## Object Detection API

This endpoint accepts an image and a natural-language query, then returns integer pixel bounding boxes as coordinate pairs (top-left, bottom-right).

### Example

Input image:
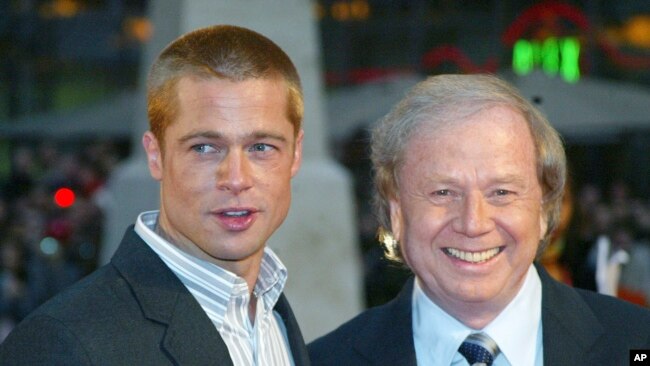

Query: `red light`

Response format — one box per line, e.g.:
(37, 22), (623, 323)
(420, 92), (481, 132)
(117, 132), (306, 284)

(54, 188), (75, 208)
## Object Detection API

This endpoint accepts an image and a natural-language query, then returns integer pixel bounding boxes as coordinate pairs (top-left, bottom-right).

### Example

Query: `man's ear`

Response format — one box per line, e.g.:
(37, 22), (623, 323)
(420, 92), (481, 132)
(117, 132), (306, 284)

(539, 206), (549, 241)
(389, 198), (403, 243)
(142, 131), (163, 181)
(290, 129), (304, 178)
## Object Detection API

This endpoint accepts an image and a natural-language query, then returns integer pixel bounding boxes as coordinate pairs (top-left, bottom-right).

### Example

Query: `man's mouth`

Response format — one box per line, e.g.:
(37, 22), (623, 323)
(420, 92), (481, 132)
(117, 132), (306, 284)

(444, 247), (503, 263)
(214, 208), (258, 231)
(221, 210), (251, 217)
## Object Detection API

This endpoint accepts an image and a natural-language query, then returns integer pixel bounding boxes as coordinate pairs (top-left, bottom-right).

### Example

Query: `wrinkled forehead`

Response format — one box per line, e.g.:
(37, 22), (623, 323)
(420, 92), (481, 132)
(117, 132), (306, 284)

(398, 104), (538, 176)
(420, 104), (532, 145)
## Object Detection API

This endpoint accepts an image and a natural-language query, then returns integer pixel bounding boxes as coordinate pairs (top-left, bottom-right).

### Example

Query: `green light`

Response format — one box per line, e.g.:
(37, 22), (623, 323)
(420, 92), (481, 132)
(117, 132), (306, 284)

(560, 37), (580, 83)
(513, 39), (534, 75)
(511, 36), (581, 83)
(542, 37), (560, 75)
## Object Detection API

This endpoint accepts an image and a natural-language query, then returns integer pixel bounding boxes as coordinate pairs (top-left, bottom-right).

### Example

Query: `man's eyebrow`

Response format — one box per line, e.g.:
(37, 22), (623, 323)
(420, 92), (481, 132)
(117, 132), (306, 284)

(250, 131), (288, 142)
(421, 173), (527, 185)
(491, 173), (527, 185)
(178, 130), (223, 144)
(422, 173), (460, 184)
(177, 130), (288, 144)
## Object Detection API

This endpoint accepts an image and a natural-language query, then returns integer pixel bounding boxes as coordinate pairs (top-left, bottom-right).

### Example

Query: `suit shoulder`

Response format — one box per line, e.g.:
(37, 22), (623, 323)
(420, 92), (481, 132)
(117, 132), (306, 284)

(0, 312), (94, 364)
(0, 264), (136, 364)
(6, 261), (150, 346)
(26, 264), (127, 321)
(576, 287), (650, 325)
(308, 305), (385, 365)
(311, 302), (386, 345)
(308, 286), (413, 366)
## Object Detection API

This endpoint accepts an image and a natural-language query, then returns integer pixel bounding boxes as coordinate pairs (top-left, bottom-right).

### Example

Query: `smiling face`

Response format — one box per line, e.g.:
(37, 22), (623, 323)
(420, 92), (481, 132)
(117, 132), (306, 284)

(142, 76), (302, 282)
(390, 105), (546, 328)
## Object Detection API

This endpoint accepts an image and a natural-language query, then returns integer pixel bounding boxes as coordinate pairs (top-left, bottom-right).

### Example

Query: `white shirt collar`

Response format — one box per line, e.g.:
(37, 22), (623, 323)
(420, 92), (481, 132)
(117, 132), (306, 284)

(412, 264), (543, 366)
(134, 210), (288, 323)
(484, 265), (543, 365)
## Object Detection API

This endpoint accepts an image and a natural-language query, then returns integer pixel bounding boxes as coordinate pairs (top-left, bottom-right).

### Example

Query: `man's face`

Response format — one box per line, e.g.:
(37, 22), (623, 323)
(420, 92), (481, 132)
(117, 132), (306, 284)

(143, 76), (302, 275)
(390, 105), (546, 326)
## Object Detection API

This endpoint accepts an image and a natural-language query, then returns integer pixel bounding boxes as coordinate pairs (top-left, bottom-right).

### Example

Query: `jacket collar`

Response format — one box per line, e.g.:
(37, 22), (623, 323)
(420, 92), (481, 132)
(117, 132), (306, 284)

(110, 226), (309, 365)
(352, 265), (606, 366)
(537, 263), (605, 364)
(352, 277), (418, 365)
(275, 293), (311, 366)
(111, 226), (234, 365)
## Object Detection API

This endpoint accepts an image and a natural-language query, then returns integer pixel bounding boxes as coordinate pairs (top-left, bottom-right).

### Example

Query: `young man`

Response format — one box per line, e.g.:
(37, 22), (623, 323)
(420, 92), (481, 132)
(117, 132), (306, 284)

(1, 25), (309, 366)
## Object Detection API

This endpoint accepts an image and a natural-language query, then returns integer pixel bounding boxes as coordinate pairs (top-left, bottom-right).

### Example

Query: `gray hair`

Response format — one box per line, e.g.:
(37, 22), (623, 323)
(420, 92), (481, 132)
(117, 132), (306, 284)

(371, 74), (566, 261)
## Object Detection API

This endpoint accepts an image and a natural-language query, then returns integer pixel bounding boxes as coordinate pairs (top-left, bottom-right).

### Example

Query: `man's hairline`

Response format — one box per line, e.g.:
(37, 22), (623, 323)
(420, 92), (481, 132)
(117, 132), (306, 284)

(152, 71), (300, 152)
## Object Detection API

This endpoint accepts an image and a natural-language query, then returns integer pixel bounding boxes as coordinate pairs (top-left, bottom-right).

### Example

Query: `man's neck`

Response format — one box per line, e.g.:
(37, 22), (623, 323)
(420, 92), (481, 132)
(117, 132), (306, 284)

(249, 295), (258, 324)
(419, 280), (524, 330)
(154, 221), (262, 297)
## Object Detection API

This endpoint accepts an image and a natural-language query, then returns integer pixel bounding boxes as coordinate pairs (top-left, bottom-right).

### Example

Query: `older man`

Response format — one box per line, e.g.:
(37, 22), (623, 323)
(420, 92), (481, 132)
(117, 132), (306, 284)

(0, 25), (309, 365)
(309, 74), (650, 365)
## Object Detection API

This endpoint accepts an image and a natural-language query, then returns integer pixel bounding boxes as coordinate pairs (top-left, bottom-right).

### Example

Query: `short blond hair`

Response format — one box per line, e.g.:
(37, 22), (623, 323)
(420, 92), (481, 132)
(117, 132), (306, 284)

(147, 25), (303, 149)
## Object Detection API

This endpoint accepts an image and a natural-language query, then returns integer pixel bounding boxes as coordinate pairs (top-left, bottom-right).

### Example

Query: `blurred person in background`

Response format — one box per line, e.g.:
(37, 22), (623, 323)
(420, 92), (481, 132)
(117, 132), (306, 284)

(539, 179), (574, 285)
(586, 211), (650, 307)
(0, 236), (32, 343)
(0, 134), (131, 341)
(562, 180), (650, 303)
(0, 24), (310, 365)
(309, 74), (650, 366)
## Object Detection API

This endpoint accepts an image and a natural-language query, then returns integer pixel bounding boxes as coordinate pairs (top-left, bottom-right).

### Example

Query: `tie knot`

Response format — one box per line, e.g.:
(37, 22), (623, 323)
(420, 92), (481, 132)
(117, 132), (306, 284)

(458, 332), (500, 366)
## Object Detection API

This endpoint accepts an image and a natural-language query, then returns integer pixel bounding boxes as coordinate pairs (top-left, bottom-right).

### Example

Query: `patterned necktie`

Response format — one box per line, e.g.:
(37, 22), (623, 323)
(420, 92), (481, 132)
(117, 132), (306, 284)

(458, 332), (500, 366)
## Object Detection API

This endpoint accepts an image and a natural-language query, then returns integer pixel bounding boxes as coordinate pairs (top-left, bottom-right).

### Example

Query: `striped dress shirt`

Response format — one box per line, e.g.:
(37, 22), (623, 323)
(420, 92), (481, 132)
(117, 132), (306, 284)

(135, 211), (294, 366)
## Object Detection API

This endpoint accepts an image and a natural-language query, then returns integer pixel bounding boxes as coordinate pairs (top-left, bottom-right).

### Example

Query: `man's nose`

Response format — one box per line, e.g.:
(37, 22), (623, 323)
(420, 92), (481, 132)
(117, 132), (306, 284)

(452, 191), (495, 237)
(217, 150), (253, 194)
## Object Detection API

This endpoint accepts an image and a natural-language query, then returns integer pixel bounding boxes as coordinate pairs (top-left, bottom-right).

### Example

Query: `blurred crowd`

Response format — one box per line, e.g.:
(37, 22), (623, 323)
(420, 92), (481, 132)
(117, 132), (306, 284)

(0, 139), (127, 341)
(1, 134), (649, 343)
(549, 180), (650, 306)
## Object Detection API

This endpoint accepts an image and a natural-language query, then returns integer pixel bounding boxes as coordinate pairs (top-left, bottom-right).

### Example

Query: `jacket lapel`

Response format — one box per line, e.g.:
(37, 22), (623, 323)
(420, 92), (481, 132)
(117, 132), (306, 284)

(161, 294), (233, 365)
(346, 265), (605, 365)
(353, 277), (418, 365)
(111, 227), (233, 365)
(274, 294), (311, 366)
(538, 264), (604, 365)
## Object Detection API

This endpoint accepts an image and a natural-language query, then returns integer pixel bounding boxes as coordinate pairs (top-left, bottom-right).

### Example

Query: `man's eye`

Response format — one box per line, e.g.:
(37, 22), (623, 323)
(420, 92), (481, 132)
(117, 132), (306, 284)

(192, 144), (217, 154)
(250, 143), (273, 152)
(433, 190), (450, 196)
(495, 189), (511, 196)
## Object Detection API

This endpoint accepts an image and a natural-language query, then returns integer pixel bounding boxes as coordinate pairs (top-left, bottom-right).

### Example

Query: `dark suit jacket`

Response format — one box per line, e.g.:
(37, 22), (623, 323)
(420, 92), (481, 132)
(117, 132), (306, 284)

(308, 264), (650, 365)
(0, 226), (310, 366)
